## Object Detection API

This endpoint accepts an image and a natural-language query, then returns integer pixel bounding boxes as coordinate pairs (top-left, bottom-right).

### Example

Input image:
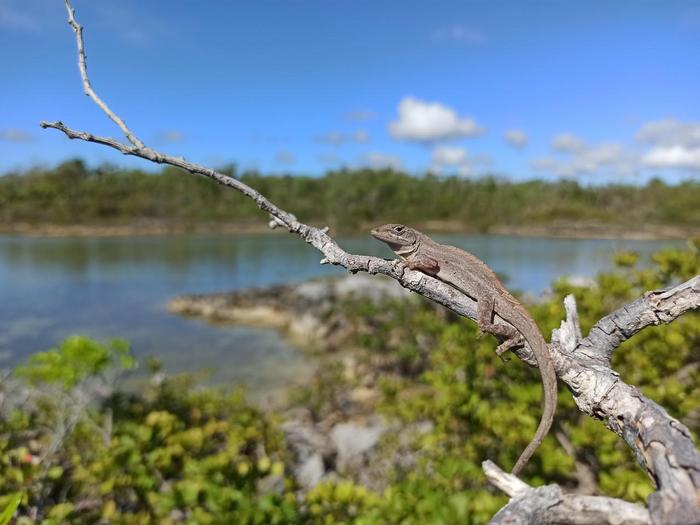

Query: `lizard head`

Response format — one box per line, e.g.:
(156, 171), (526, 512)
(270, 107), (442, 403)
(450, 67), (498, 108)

(370, 224), (421, 256)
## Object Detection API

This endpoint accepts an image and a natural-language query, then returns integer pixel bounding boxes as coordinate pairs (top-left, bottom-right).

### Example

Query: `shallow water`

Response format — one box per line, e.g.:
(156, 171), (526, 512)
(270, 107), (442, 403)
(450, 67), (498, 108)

(0, 232), (683, 395)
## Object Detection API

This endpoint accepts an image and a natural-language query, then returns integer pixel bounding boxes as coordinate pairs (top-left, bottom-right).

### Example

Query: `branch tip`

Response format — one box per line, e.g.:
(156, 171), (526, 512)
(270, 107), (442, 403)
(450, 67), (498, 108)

(61, 0), (145, 149)
(482, 460), (529, 497)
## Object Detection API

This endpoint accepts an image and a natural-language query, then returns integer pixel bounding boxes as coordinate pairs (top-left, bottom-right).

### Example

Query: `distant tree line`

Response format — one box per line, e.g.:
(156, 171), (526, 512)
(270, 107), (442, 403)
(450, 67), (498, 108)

(1, 159), (698, 233)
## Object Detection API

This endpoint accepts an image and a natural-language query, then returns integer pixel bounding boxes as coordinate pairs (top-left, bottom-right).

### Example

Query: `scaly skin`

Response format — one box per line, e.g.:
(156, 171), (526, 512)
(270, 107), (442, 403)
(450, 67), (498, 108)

(371, 223), (557, 475)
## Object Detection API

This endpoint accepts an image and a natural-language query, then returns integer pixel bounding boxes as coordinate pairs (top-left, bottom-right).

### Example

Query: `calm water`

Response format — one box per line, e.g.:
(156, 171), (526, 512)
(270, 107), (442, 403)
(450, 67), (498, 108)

(0, 233), (683, 395)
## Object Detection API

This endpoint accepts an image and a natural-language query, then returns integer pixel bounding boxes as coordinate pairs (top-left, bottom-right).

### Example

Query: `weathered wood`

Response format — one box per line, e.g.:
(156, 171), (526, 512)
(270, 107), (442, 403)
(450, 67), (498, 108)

(553, 290), (700, 525)
(485, 461), (651, 525)
(578, 276), (700, 363)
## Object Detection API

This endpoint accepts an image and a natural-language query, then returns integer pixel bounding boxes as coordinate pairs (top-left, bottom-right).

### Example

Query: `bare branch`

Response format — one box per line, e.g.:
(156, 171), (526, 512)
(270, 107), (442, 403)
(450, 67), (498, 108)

(484, 460), (651, 525)
(549, 279), (700, 524)
(578, 276), (700, 363)
(62, 0), (145, 149)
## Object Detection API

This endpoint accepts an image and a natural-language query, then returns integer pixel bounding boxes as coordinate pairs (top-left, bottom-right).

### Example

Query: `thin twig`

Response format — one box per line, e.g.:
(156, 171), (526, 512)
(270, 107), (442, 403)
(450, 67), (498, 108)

(62, 0), (145, 149)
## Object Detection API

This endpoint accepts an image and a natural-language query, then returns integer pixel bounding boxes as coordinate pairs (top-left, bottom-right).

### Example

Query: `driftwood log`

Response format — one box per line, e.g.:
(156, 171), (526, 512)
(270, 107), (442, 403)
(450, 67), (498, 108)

(40, 2), (700, 523)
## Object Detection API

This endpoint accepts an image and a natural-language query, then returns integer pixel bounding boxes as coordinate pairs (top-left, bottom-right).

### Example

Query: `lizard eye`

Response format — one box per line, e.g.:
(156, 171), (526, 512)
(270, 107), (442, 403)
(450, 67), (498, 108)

(393, 225), (405, 233)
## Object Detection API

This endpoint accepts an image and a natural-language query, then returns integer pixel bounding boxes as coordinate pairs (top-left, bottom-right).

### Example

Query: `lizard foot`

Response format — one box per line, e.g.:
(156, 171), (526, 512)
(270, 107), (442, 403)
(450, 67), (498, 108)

(394, 259), (409, 277)
(495, 337), (523, 362)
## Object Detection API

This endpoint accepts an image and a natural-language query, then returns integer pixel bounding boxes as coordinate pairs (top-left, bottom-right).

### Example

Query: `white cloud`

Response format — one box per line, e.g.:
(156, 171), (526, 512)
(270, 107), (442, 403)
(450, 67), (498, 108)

(434, 25), (486, 45)
(533, 139), (636, 178)
(389, 97), (485, 142)
(275, 151), (296, 165)
(315, 130), (369, 145)
(0, 128), (34, 142)
(636, 118), (700, 147)
(573, 144), (628, 172)
(429, 146), (489, 177)
(642, 146), (700, 170)
(363, 152), (403, 171)
(636, 119), (700, 170)
(345, 110), (376, 121)
(504, 129), (528, 149)
(551, 132), (586, 153)
(431, 146), (467, 166)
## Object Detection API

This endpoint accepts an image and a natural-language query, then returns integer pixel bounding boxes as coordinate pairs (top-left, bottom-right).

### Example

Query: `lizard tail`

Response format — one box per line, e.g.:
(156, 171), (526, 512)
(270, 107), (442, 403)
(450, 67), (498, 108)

(510, 336), (558, 476)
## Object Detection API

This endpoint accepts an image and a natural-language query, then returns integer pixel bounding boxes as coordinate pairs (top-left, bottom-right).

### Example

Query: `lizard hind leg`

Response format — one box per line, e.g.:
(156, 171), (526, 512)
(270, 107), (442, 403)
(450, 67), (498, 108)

(477, 295), (523, 362)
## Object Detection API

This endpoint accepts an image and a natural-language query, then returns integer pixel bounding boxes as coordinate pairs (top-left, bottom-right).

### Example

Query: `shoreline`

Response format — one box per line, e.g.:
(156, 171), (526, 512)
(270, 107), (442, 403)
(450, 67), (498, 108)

(0, 221), (697, 241)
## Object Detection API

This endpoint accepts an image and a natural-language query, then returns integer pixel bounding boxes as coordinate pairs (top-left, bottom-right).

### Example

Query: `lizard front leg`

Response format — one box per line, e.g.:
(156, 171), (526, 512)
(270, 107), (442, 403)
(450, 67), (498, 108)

(403, 253), (440, 276)
(477, 294), (523, 360)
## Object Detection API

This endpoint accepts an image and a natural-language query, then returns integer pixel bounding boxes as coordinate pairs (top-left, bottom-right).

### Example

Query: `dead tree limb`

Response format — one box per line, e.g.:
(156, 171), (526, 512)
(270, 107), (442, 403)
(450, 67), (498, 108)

(41, 2), (700, 523)
(483, 460), (651, 525)
(549, 287), (700, 525)
(577, 277), (700, 364)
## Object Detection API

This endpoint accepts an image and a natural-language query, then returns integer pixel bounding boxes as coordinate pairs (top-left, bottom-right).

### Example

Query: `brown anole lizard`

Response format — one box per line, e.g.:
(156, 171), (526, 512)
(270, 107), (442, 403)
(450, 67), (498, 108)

(371, 224), (557, 475)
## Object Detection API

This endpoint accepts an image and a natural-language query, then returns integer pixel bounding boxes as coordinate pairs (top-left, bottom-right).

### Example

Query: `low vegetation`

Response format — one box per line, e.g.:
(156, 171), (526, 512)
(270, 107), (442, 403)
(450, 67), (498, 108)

(0, 242), (698, 523)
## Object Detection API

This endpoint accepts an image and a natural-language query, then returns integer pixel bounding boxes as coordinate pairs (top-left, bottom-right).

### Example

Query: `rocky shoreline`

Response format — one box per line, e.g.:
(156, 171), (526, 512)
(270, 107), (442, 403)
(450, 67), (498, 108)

(169, 275), (427, 490)
(168, 274), (412, 352)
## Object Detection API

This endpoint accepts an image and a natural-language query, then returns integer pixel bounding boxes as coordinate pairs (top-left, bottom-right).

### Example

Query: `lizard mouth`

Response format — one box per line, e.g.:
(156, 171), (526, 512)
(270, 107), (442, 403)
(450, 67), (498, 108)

(385, 240), (406, 251)
(370, 229), (405, 250)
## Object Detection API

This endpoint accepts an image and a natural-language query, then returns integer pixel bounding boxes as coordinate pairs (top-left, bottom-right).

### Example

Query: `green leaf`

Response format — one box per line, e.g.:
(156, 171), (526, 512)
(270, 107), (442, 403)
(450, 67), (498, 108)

(0, 492), (22, 525)
(15, 336), (134, 388)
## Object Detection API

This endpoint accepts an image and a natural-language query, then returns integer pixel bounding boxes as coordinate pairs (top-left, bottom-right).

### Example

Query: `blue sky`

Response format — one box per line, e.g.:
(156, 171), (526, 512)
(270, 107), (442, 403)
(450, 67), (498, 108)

(1, 0), (699, 183)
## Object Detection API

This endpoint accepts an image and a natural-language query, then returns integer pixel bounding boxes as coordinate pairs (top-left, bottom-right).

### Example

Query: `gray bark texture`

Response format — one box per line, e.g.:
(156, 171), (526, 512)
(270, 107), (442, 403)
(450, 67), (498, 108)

(41, 2), (700, 523)
(484, 461), (651, 525)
